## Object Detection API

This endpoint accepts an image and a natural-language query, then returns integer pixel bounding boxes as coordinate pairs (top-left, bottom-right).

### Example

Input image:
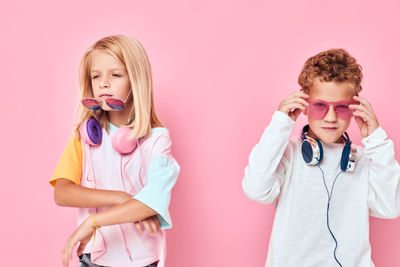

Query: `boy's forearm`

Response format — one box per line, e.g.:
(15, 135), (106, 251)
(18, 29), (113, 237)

(242, 111), (294, 204)
(245, 111), (293, 182)
(54, 179), (131, 208)
(362, 127), (400, 218)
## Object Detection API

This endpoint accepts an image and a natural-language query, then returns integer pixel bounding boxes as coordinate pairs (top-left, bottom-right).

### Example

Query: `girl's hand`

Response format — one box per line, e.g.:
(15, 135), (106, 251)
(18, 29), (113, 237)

(278, 91), (309, 121)
(134, 215), (160, 235)
(62, 217), (95, 267)
(349, 95), (379, 138)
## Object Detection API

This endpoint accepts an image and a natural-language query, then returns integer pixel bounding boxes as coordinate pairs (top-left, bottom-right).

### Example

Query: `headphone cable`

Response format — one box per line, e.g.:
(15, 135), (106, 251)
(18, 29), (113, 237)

(318, 164), (344, 267)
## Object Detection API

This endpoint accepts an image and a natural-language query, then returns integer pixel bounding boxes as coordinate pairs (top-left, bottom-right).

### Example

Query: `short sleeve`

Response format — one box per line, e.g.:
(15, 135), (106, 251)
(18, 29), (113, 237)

(49, 136), (83, 187)
(133, 131), (180, 228)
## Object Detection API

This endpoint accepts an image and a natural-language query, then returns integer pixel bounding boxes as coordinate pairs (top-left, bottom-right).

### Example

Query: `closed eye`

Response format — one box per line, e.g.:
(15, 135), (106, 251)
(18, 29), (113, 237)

(336, 105), (349, 109)
(313, 103), (326, 108)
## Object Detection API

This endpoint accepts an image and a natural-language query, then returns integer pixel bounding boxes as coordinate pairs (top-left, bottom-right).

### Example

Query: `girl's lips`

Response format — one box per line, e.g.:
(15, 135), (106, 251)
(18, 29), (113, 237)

(322, 127), (338, 130)
(100, 94), (113, 98)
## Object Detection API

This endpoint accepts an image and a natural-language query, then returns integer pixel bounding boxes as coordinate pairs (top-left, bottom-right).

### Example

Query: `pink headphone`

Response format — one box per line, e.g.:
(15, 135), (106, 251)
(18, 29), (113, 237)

(79, 117), (138, 154)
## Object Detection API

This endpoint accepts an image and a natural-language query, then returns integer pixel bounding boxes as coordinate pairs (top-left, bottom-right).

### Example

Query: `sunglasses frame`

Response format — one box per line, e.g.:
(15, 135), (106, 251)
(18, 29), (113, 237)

(81, 97), (126, 111)
(81, 91), (131, 111)
(307, 99), (358, 120)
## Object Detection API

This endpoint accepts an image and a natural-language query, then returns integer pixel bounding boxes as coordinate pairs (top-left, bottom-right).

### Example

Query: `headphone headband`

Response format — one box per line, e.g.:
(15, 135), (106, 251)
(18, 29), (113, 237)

(301, 125), (351, 145)
(301, 125), (356, 172)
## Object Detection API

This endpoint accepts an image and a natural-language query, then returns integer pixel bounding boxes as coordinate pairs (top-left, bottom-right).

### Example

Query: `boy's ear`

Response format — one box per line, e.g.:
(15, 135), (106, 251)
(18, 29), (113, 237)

(300, 87), (308, 116)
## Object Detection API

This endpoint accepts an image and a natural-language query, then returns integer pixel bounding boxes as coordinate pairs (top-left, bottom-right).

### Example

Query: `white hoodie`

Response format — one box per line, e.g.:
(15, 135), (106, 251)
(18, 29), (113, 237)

(243, 111), (400, 267)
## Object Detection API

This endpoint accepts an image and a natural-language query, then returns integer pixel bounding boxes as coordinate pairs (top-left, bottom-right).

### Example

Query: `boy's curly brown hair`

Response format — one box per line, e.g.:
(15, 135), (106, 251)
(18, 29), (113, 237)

(298, 48), (363, 95)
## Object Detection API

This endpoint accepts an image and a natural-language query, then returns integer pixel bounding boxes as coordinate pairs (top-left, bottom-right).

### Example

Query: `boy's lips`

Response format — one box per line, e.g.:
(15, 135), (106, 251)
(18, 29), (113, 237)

(322, 126), (338, 130)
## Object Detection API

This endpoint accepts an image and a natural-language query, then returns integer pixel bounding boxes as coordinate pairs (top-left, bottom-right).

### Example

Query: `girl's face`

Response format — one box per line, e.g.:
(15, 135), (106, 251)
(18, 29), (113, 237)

(90, 51), (132, 111)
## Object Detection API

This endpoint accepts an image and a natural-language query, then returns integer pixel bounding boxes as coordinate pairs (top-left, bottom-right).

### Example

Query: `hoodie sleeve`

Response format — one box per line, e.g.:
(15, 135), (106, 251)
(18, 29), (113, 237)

(242, 111), (296, 204)
(363, 127), (400, 219)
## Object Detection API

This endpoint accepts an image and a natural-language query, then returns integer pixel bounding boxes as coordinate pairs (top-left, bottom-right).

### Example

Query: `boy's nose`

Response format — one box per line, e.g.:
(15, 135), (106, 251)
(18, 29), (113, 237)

(323, 105), (338, 122)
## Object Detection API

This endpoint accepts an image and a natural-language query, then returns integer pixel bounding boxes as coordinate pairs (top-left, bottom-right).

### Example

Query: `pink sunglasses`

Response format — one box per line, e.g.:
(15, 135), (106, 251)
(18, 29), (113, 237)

(81, 92), (131, 111)
(307, 99), (358, 120)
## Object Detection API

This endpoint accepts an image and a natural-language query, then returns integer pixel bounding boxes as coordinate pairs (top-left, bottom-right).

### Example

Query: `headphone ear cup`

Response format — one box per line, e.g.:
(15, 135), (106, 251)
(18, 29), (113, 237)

(340, 143), (351, 171)
(316, 139), (323, 162)
(112, 127), (138, 155)
(301, 137), (323, 165)
(79, 118), (102, 145)
(301, 141), (313, 164)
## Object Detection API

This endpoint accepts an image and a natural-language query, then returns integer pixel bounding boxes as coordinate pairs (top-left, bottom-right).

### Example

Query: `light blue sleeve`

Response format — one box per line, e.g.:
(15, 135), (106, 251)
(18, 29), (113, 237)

(133, 155), (180, 228)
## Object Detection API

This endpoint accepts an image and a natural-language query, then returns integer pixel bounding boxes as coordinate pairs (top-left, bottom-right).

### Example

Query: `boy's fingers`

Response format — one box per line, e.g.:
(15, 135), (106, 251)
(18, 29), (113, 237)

(353, 111), (368, 123)
(354, 115), (365, 128)
(350, 104), (374, 118)
(288, 91), (309, 100)
(289, 109), (302, 121)
(353, 96), (373, 111)
(287, 98), (309, 107)
(287, 103), (306, 112)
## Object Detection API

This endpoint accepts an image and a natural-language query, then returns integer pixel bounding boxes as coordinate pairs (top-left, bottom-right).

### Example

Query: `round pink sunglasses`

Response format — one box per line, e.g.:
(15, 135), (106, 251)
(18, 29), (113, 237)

(82, 92), (131, 111)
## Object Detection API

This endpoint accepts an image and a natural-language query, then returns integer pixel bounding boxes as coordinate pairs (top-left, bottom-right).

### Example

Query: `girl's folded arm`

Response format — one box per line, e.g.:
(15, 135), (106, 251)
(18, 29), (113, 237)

(54, 178), (132, 208)
(80, 156), (180, 226)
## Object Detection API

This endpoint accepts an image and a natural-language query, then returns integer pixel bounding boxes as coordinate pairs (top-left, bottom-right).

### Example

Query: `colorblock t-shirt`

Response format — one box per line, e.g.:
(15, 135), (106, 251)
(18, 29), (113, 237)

(49, 136), (82, 187)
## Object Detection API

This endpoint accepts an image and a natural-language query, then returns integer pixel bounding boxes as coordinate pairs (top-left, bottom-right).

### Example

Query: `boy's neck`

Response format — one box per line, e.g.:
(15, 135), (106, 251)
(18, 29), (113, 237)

(308, 128), (345, 144)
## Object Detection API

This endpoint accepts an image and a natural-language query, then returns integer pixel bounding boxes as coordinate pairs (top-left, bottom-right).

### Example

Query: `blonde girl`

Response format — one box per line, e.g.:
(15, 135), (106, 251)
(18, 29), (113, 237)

(50, 35), (180, 267)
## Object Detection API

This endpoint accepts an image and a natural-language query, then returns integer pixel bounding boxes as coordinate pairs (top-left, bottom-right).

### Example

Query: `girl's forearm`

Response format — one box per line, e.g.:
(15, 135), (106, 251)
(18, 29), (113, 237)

(93, 199), (157, 226)
(54, 178), (131, 208)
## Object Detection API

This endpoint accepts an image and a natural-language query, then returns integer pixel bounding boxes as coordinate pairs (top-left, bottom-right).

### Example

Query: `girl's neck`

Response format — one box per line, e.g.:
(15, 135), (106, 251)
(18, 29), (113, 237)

(108, 109), (130, 128)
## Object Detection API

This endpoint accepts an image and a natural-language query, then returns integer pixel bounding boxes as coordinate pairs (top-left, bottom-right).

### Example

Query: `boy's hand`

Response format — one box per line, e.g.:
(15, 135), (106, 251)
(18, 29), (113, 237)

(134, 215), (160, 235)
(278, 91), (309, 121)
(349, 95), (379, 138)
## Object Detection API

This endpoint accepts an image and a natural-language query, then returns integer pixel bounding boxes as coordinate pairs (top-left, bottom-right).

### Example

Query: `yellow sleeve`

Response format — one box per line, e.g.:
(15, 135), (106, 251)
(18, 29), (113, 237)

(49, 136), (83, 187)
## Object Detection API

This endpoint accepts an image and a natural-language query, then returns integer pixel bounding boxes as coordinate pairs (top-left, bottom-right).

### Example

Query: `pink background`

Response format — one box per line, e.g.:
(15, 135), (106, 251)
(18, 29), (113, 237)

(1, 0), (400, 266)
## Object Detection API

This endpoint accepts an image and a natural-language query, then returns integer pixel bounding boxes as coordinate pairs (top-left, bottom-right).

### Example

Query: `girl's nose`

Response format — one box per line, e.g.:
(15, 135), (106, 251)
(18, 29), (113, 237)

(323, 105), (338, 122)
(100, 77), (110, 88)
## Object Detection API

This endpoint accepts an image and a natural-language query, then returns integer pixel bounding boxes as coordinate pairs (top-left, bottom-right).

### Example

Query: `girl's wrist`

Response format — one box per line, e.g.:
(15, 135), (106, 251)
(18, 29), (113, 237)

(85, 214), (98, 231)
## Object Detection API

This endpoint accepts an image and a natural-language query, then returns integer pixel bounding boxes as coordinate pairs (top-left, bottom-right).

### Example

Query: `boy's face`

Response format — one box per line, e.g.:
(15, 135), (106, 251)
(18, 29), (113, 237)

(305, 78), (355, 144)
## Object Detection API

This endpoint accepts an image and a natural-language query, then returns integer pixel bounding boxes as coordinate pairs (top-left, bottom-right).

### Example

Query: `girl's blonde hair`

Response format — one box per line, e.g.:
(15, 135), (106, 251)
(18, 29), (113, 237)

(73, 34), (162, 139)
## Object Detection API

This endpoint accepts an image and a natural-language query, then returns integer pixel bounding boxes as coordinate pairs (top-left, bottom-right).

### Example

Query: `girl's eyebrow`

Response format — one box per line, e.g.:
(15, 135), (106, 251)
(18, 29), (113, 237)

(90, 68), (125, 73)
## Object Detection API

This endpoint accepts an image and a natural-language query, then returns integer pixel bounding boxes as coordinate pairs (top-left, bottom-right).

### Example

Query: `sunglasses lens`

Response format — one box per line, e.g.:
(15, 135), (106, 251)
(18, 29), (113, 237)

(335, 105), (353, 119)
(308, 102), (328, 119)
(106, 98), (125, 111)
(82, 99), (101, 111)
